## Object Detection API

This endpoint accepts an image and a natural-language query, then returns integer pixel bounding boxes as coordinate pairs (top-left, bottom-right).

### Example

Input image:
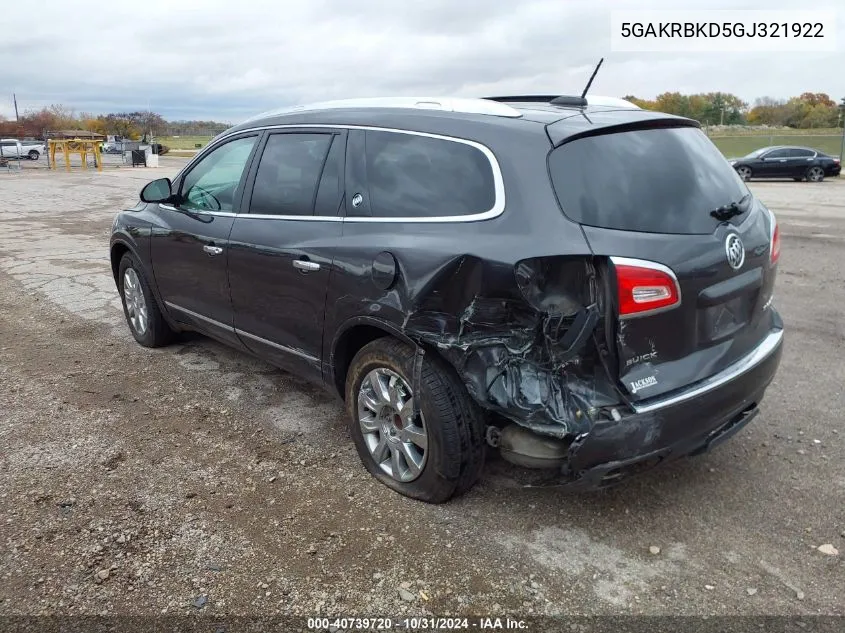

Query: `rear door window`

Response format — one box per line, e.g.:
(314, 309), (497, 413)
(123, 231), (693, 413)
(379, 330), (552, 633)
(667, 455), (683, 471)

(361, 130), (496, 218)
(249, 133), (334, 216)
(548, 126), (748, 235)
(788, 148), (814, 158)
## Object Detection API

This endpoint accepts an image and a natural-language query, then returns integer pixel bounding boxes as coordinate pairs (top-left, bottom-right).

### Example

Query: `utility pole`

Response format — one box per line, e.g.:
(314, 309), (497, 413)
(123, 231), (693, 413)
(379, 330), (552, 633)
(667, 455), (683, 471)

(839, 98), (845, 163)
(13, 93), (19, 121)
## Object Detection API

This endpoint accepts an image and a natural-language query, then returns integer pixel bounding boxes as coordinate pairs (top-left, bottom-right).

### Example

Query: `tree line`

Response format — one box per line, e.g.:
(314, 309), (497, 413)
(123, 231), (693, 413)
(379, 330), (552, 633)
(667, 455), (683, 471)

(623, 92), (844, 129)
(2, 94), (843, 138)
(0, 105), (231, 139)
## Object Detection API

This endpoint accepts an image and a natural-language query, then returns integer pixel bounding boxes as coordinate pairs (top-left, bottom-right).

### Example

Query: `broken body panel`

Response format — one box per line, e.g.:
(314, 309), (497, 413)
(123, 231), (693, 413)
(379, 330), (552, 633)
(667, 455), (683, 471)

(323, 108), (782, 485)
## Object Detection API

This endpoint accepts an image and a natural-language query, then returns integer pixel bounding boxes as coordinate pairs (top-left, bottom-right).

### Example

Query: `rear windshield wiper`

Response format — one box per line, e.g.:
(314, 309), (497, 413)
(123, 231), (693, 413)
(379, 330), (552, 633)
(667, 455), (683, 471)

(710, 193), (751, 221)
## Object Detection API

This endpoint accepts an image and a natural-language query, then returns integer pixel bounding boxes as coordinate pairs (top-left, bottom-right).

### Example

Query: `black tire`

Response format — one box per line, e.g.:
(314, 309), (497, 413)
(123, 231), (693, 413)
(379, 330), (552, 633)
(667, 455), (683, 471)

(28, 150), (39, 160)
(345, 338), (486, 503)
(806, 166), (825, 183)
(118, 252), (174, 347)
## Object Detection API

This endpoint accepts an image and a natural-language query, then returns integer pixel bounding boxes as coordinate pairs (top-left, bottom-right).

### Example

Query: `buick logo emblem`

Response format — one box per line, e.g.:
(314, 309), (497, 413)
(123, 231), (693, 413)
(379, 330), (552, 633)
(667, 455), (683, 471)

(725, 234), (745, 270)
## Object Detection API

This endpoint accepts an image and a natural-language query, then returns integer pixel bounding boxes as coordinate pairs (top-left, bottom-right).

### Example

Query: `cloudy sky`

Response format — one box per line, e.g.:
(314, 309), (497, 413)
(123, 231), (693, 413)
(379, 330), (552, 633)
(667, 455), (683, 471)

(1, 0), (841, 123)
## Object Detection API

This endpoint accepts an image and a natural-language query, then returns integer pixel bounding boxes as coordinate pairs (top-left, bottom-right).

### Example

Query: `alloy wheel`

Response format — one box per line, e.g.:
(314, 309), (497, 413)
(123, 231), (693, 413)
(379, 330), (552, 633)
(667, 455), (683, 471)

(357, 367), (428, 482)
(807, 167), (824, 182)
(737, 166), (751, 181)
(122, 268), (149, 336)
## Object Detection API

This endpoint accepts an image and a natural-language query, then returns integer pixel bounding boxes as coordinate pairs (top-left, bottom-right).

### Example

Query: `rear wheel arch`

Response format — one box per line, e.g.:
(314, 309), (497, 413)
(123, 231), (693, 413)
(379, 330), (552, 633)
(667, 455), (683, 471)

(330, 318), (416, 399)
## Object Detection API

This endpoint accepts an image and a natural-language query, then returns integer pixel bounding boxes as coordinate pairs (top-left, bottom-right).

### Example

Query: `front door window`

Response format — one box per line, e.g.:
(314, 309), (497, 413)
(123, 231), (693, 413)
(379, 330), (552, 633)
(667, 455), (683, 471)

(180, 137), (257, 212)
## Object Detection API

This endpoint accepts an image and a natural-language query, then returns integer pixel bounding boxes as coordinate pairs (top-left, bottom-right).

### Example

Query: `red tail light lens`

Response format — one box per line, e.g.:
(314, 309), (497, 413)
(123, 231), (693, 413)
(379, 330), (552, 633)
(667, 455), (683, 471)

(612, 258), (681, 318)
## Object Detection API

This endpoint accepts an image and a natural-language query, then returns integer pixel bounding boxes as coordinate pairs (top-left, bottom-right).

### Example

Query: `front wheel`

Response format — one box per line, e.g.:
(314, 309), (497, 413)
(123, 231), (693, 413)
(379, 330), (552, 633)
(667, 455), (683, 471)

(345, 338), (486, 503)
(28, 150), (40, 160)
(806, 166), (825, 183)
(736, 165), (752, 181)
(118, 253), (174, 347)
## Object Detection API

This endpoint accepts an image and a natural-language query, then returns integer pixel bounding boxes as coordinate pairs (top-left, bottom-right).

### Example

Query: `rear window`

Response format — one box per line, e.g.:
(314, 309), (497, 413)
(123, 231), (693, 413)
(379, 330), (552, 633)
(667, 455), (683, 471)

(364, 130), (496, 218)
(548, 126), (748, 234)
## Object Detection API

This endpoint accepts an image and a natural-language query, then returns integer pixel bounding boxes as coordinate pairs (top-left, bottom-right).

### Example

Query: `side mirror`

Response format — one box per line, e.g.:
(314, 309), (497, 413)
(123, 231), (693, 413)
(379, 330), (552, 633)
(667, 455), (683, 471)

(140, 178), (173, 203)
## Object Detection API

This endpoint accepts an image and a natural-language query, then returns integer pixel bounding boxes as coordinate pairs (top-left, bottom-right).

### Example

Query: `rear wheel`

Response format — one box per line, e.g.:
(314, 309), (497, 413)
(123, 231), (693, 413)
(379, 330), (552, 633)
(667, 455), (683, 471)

(118, 253), (174, 347)
(28, 150), (39, 160)
(736, 165), (752, 181)
(806, 166), (825, 182)
(345, 338), (486, 503)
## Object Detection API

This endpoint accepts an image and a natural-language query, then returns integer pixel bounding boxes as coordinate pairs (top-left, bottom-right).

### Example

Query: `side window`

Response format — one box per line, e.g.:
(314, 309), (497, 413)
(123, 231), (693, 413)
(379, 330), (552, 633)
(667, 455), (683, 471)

(180, 136), (257, 212)
(789, 148), (813, 158)
(362, 130), (496, 218)
(314, 135), (345, 215)
(249, 133), (333, 216)
(765, 149), (790, 159)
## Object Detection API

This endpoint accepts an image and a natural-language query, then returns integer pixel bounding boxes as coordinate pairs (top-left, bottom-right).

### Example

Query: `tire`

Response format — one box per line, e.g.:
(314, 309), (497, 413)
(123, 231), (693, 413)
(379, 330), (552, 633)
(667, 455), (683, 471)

(345, 338), (486, 503)
(806, 166), (825, 183)
(118, 252), (174, 347)
(736, 165), (752, 181)
(28, 150), (39, 160)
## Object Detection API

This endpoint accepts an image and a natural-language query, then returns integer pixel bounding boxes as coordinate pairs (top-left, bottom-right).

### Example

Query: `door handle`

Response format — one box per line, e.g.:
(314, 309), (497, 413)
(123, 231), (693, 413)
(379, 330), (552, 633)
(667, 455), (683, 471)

(203, 244), (224, 256)
(293, 259), (320, 272)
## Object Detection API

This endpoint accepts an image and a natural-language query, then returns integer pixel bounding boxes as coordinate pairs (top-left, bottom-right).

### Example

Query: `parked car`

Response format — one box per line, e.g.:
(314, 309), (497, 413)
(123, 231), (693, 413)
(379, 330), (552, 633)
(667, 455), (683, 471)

(0, 138), (45, 160)
(729, 146), (841, 182)
(0, 139), (24, 159)
(110, 96), (783, 502)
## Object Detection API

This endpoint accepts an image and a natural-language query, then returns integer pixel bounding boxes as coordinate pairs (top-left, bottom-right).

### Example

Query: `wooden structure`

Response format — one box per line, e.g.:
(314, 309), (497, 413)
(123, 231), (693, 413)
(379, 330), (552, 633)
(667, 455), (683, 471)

(48, 138), (103, 172)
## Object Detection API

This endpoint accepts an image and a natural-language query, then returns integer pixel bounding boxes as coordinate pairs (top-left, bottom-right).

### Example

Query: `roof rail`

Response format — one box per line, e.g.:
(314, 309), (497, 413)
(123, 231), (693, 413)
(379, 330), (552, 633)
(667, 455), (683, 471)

(244, 97), (523, 123)
(485, 95), (640, 109)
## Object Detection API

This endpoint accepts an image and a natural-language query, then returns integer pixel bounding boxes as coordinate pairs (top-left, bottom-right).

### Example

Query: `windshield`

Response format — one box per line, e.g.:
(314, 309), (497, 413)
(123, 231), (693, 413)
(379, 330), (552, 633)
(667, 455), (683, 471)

(548, 126), (749, 235)
(744, 148), (769, 158)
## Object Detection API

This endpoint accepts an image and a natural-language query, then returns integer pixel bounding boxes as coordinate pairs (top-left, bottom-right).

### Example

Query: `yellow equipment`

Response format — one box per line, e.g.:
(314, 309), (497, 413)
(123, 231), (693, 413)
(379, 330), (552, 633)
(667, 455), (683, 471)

(48, 138), (103, 172)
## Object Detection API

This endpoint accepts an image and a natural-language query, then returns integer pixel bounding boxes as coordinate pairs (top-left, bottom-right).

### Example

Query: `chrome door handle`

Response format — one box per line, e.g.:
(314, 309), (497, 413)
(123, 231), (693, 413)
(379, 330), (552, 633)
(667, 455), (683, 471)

(292, 259), (320, 272)
(203, 244), (224, 256)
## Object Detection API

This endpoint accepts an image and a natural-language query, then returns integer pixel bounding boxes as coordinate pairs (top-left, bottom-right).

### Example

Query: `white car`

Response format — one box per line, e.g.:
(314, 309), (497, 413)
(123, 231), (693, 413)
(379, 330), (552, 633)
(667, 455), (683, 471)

(0, 138), (46, 160)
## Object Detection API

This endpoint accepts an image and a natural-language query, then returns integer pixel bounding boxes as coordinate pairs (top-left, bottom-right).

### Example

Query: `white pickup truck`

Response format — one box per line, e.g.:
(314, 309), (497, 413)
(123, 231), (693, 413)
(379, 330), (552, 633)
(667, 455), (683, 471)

(0, 138), (46, 160)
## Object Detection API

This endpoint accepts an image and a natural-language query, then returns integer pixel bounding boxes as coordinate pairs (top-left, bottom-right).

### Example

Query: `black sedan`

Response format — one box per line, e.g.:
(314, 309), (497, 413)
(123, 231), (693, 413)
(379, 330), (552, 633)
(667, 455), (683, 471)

(729, 146), (841, 182)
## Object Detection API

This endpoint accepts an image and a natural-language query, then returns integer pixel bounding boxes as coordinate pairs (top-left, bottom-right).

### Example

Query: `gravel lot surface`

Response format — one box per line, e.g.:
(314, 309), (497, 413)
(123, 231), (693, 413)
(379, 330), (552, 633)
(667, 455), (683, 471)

(0, 162), (843, 621)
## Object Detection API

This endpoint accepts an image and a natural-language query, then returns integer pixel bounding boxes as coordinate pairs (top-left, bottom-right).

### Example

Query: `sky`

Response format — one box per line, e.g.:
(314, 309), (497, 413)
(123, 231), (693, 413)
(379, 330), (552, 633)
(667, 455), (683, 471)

(1, 0), (842, 123)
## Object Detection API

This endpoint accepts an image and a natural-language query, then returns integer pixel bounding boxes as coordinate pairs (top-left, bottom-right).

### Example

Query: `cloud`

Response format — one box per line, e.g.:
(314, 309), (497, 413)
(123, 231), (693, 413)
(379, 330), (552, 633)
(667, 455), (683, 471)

(1, 0), (842, 121)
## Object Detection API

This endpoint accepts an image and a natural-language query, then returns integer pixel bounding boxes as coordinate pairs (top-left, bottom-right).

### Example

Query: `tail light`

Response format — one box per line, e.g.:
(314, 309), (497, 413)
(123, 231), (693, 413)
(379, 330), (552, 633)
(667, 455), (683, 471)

(611, 257), (681, 318)
(769, 210), (780, 265)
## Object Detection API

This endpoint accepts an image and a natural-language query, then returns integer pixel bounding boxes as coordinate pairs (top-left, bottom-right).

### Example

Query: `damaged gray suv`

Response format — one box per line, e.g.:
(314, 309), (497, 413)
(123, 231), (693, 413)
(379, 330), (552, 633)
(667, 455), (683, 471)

(110, 95), (784, 502)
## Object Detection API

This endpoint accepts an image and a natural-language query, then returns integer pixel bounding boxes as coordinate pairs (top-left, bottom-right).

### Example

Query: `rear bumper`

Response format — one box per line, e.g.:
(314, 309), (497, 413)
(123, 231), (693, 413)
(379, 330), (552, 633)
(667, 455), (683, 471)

(563, 327), (784, 488)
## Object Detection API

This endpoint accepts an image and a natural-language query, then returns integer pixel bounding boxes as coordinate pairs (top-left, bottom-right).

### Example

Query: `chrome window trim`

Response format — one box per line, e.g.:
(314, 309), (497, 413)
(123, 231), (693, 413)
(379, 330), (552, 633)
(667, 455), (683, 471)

(177, 124), (506, 224)
(164, 302), (320, 362)
(631, 328), (783, 414)
(609, 256), (683, 319)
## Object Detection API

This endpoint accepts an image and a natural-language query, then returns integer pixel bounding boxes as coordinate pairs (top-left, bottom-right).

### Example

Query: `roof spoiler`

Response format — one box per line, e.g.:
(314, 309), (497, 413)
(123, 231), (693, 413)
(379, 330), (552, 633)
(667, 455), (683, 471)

(485, 95), (640, 109)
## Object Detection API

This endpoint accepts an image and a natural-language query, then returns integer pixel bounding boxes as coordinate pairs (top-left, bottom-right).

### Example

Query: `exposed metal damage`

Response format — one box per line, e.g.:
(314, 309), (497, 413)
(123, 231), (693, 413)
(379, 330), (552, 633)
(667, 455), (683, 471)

(395, 254), (624, 444)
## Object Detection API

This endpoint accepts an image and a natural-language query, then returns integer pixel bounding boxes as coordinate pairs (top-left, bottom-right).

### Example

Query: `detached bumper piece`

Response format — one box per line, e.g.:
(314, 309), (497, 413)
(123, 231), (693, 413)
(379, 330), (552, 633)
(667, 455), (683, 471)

(562, 328), (784, 489)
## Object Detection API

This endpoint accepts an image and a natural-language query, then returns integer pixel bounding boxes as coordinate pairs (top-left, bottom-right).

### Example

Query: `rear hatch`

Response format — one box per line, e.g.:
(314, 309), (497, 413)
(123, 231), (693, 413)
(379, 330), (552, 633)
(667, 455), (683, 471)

(548, 122), (779, 402)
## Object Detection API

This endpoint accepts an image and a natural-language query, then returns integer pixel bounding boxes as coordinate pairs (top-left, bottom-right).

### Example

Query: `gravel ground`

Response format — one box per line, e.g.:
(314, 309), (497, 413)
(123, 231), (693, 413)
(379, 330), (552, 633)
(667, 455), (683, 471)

(0, 162), (843, 622)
